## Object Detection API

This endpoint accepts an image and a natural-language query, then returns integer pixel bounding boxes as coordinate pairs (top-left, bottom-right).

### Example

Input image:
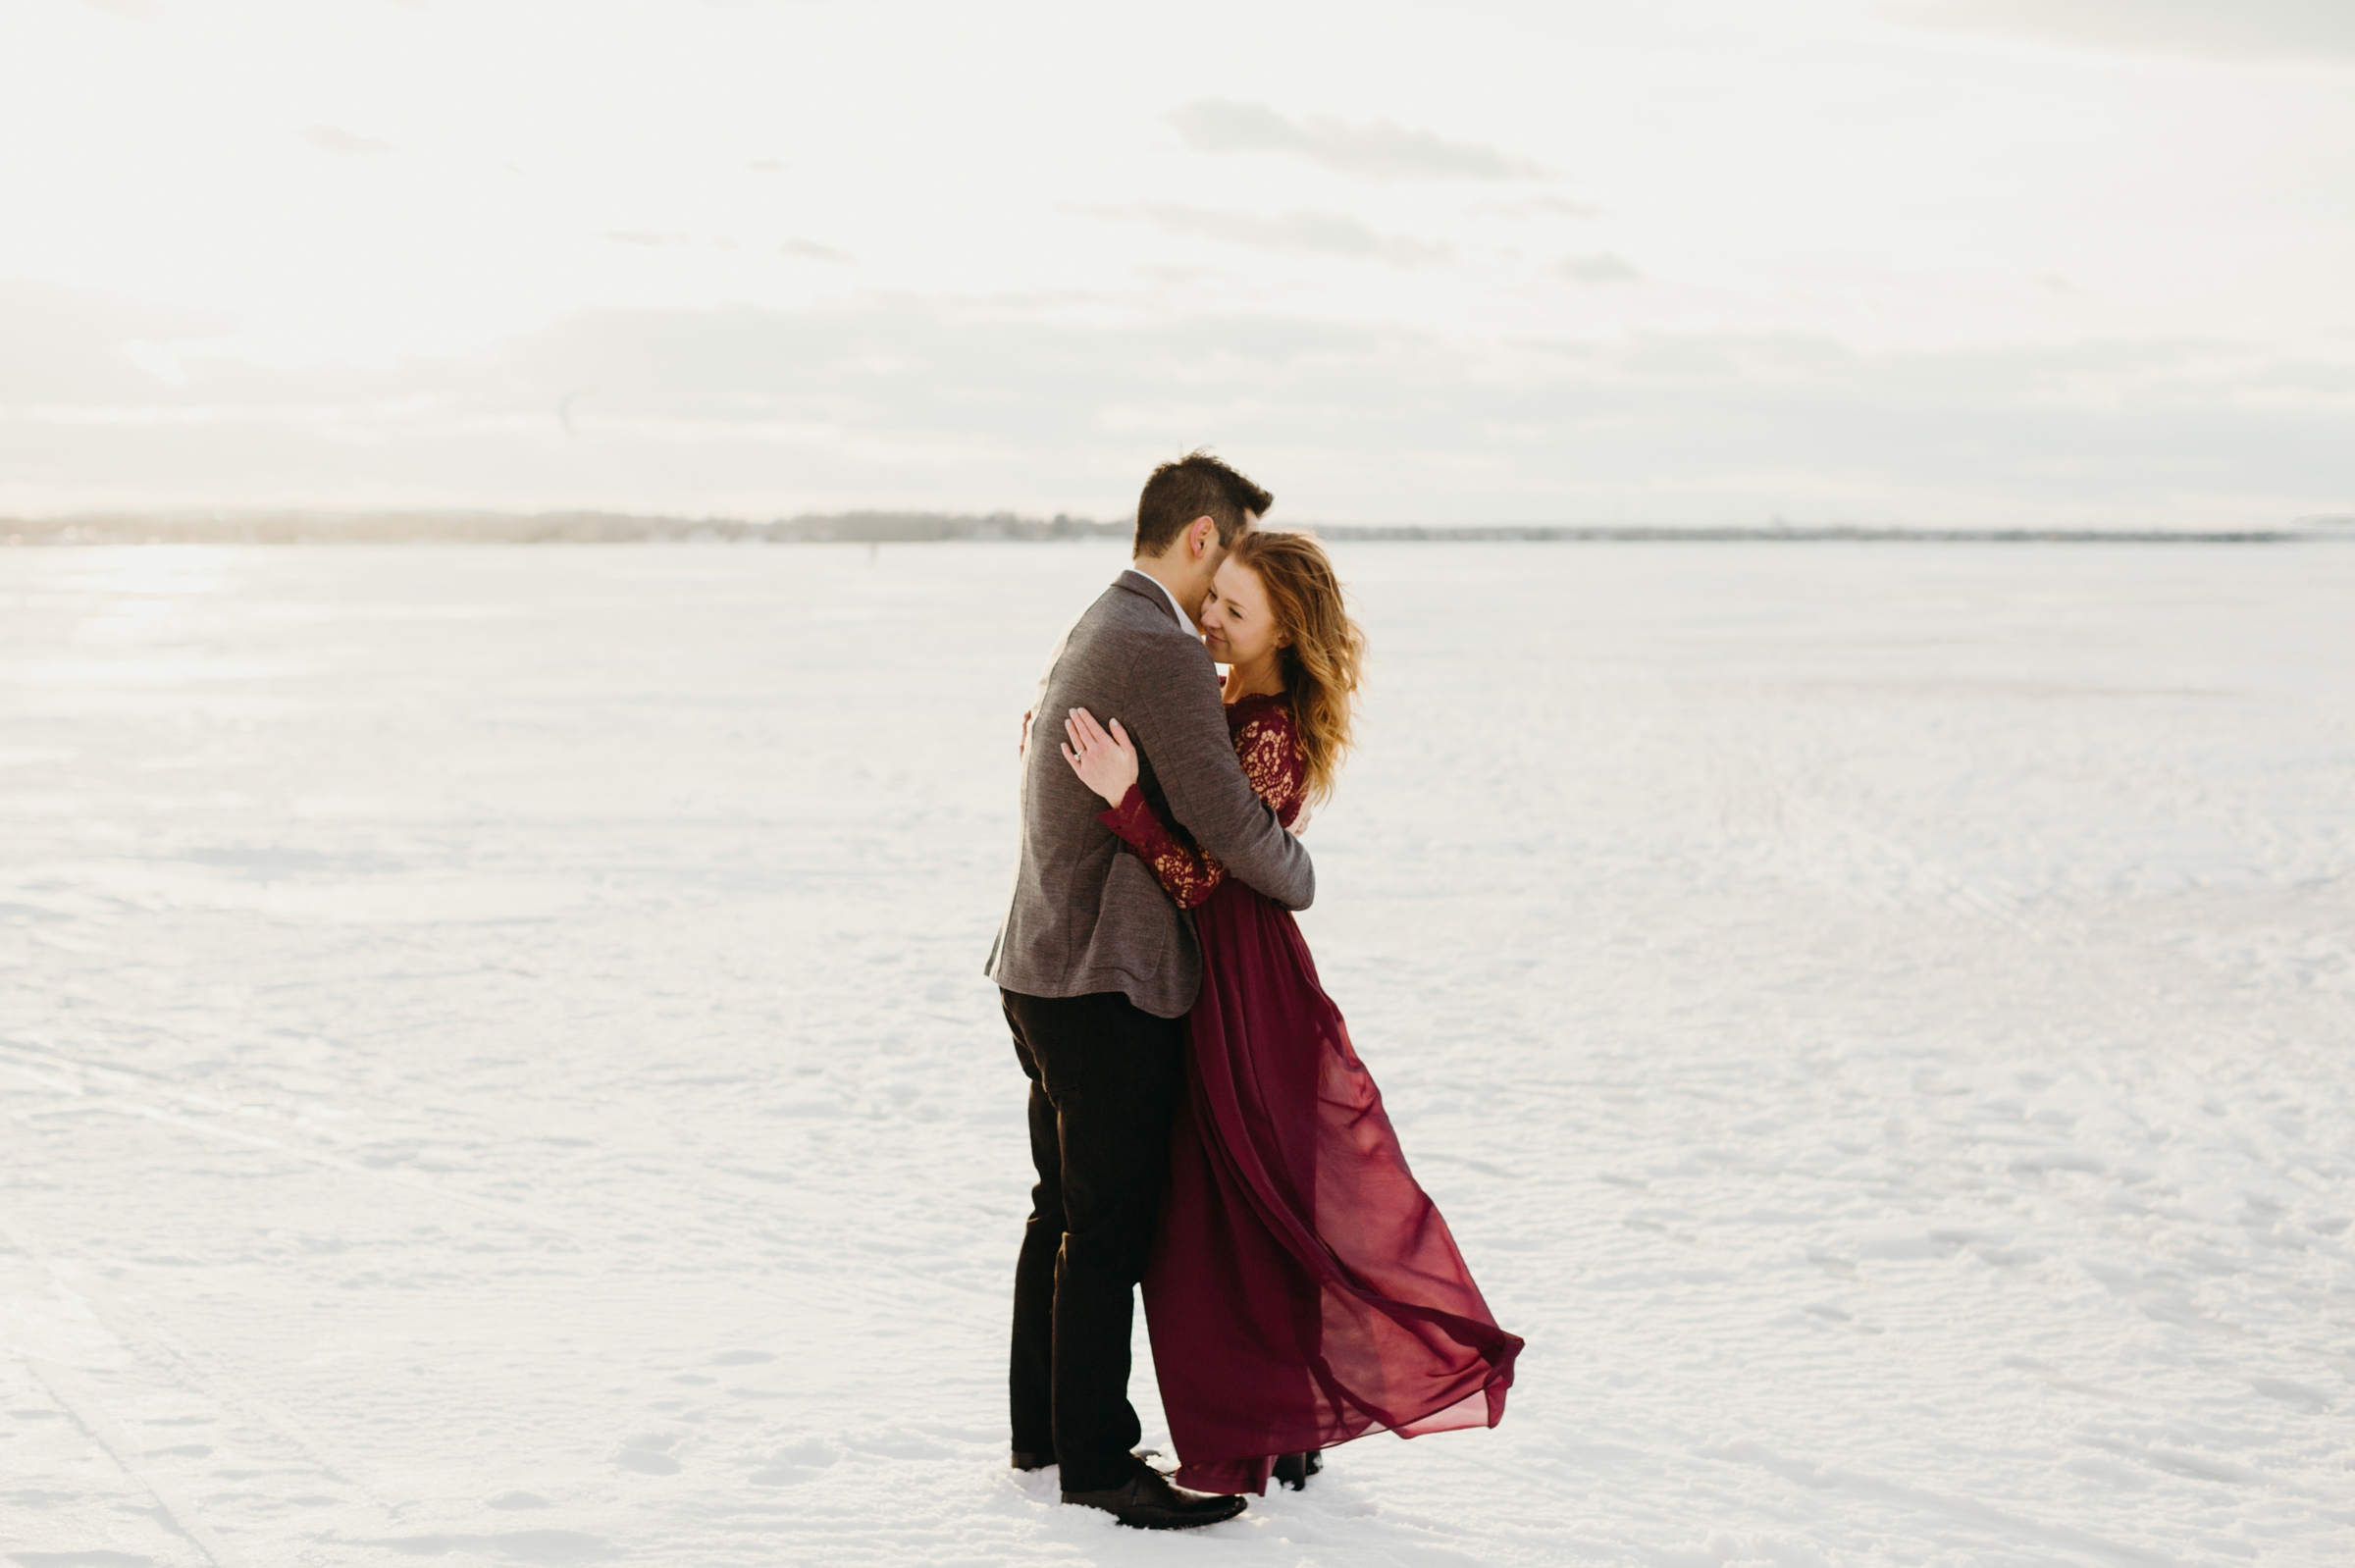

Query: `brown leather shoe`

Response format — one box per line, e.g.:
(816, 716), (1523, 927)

(1062, 1460), (1246, 1530)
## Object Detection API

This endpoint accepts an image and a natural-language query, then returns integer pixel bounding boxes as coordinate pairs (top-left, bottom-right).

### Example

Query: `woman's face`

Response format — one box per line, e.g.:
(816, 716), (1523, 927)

(1199, 558), (1284, 668)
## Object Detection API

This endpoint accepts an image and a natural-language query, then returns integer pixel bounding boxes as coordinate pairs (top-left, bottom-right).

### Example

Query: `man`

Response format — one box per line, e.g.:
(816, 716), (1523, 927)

(986, 450), (1314, 1530)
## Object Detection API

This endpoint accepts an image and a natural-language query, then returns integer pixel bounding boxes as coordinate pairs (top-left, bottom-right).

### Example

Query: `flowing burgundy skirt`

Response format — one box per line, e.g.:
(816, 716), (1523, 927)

(1141, 876), (1524, 1495)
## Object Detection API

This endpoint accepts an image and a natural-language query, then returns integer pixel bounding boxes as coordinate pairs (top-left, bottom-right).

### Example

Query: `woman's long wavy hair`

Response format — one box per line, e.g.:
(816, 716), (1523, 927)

(1228, 530), (1365, 811)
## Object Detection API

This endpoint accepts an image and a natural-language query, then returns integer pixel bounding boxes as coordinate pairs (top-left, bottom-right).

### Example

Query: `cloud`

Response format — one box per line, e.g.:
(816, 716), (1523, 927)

(780, 239), (852, 264)
(300, 125), (393, 156)
(1898, 0), (2355, 61)
(1488, 195), (1600, 220)
(0, 279), (232, 402)
(5, 289), (2350, 527)
(1559, 254), (1639, 285)
(1166, 99), (1542, 183)
(1074, 205), (1449, 266)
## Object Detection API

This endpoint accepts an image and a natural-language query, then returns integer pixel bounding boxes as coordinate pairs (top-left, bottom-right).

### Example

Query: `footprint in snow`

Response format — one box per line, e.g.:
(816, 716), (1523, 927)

(616, 1435), (681, 1475)
(750, 1437), (838, 1487)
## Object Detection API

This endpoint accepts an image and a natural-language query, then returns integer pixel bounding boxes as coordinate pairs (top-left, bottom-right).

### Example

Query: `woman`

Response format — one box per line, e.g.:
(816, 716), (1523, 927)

(1059, 530), (1522, 1497)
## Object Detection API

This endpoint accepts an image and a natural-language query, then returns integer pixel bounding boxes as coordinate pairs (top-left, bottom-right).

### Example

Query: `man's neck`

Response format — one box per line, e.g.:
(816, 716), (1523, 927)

(1128, 557), (1195, 631)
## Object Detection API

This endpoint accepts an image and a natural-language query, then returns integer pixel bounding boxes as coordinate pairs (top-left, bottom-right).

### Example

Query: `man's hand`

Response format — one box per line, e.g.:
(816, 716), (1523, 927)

(1061, 707), (1139, 809)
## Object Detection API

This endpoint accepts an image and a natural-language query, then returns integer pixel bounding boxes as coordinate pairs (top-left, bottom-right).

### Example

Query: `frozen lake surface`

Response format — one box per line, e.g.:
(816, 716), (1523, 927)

(3, 540), (2351, 1568)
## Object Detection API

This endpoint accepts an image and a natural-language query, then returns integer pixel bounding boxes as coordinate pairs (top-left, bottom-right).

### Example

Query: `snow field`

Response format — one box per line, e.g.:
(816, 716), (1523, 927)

(2, 540), (2351, 1567)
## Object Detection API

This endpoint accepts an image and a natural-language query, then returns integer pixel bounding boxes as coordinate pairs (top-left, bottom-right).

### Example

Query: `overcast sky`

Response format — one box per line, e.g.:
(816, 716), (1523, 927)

(5, 0), (2352, 525)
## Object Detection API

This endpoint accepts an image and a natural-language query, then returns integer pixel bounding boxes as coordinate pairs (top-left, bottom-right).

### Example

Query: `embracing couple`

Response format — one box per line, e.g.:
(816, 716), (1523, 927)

(986, 451), (1523, 1530)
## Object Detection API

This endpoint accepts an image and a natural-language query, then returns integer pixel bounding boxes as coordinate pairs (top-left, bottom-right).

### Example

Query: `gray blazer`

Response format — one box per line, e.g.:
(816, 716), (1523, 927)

(986, 569), (1315, 1018)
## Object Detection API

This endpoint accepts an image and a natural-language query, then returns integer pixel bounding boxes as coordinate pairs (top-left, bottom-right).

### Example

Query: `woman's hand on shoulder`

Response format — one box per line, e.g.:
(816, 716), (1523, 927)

(1062, 707), (1139, 809)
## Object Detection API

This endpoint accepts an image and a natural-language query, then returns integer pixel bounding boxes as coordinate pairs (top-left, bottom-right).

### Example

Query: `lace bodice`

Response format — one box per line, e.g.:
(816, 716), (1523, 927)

(1098, 692), (1305, 910)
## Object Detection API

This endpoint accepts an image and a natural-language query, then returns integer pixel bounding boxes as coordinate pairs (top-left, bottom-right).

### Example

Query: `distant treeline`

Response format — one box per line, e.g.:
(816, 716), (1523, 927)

(3, 510), (1129, 546)
(5, 511), (2340, 546)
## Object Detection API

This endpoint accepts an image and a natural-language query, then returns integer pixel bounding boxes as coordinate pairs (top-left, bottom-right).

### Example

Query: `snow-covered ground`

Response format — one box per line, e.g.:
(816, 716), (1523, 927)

(3, 540), (2351, 1568)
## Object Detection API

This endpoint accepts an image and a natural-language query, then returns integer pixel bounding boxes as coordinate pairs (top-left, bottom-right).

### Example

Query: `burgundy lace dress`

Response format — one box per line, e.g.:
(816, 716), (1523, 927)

(1098, 691), (1523, 1496)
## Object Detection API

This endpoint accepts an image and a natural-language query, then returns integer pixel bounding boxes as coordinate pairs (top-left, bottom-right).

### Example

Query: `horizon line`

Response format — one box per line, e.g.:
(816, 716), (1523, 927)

(5, 508), (2347, 548)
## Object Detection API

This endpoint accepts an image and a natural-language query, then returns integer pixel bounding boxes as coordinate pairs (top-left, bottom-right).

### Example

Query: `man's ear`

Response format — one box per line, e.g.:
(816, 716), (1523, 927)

(1189, 516), (1216, 558)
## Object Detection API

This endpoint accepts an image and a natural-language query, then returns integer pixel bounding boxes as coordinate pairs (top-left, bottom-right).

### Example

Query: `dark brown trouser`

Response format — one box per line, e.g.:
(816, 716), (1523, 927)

(1003, 988), (1182, 1492)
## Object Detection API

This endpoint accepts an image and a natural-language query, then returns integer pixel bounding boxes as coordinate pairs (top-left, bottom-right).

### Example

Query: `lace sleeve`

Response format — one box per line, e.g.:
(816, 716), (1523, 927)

(1100, 786), (1227, 910)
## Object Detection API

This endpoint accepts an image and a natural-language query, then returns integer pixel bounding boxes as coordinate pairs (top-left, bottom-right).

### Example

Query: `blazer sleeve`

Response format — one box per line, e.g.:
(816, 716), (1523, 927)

(1119, 639), (1315, 912)
(1100, 784), (1226, 911)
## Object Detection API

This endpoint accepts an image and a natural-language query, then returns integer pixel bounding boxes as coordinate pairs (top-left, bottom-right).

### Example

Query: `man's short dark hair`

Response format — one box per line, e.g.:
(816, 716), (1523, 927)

(1132, 449), (1273, 557)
